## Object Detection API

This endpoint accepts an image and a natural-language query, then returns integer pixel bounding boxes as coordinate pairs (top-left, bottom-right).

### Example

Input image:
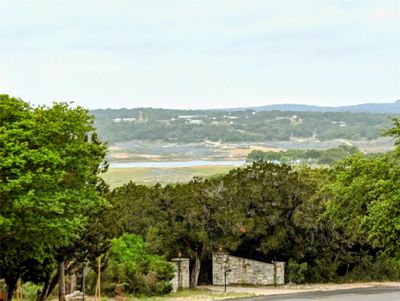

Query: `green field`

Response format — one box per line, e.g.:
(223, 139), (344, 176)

(102, 165), (235, 188)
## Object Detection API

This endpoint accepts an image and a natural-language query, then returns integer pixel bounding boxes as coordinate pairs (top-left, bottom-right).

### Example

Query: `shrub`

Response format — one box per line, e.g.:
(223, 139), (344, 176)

(104, 233), (174, 296)
(346, 255), (400, 281)
(286, 259), (308, 284)
(21, 282), (40, 301)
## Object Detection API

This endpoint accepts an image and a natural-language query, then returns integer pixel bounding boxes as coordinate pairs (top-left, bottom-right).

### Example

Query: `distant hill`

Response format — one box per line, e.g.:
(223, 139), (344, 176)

(223, 100), (400, 113)
(91, 106), (399, 144)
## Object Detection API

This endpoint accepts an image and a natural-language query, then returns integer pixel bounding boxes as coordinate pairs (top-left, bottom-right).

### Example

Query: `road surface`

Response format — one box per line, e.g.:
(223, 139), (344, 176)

(228, 286), (400, 301)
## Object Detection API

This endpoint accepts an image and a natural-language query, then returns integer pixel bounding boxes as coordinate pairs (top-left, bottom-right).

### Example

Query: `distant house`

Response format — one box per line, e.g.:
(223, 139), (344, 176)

(122, 118), (136, 122)
(331, 121), (347, 127)
(178, 115), (206, 119)
(187, 119), (203, 125)
(112, 117), (136, 123)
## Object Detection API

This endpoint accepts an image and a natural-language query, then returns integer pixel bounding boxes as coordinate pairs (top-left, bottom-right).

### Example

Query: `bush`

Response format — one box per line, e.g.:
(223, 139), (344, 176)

(346, 255), (400, 281)
(286, 259), (308, 284)
(307, 259), (339, 283)
(104, 233), (174, 296)
(22, 282), (40, 301)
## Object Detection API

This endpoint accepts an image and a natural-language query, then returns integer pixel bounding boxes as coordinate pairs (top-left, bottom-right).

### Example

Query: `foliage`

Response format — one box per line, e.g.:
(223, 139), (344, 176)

(322, 153), (400, 255)
(104, 234), (174, 296)
(0, 94), (108, 299)
(313, 118), (400, 282)
(247, 145), (360, 165)
(286, 259), (308, 284)
(21, 282), (41, 301)
(345, 255), (400, 281)
(107, 142), (400, 284)
(106, 163), (337, 285)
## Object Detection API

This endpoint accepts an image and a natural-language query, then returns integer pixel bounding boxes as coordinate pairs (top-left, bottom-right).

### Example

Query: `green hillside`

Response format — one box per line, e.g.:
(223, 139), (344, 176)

(91, 108), (398, 144)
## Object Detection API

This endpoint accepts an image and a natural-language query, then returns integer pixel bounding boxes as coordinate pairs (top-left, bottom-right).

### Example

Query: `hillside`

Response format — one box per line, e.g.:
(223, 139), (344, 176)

(223, 100), (400, 113)
(91, 107), (398, 144)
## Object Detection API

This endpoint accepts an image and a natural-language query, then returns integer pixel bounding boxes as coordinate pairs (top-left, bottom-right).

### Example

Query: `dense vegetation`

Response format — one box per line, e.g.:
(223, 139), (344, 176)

(103, 234), (174, 296)
(247, 145), (361, 165)
(1, 94), (400, 300)
(91, 108), (397, 143)
(104, 139), (400, 285)
(0, 95), (109, 301)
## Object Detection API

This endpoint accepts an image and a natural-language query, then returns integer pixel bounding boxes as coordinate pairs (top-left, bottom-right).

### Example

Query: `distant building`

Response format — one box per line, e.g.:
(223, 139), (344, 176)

(178, 115), (206, 119)
(138, 110), (147, 123)
(331, 121), (347, 127)
(187, 119), (203, 125)
(122, 118), (136, 122)
(112, 117), (136, 123)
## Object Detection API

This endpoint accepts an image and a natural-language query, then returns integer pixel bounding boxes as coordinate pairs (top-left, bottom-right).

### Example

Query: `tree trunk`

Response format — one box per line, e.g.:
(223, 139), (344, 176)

(5, 278), (17, 301)
(58, 262), (66, 301)
(6, 287), (15, 301)
(36, 272), (50, 301)
(45, 271), (59, 301)
(190, 253), (201, 288)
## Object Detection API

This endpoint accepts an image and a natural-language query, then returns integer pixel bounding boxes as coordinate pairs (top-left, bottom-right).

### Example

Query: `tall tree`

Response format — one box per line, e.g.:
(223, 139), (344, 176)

(322, 119), (400, 257)
(0, 95), (107, 301)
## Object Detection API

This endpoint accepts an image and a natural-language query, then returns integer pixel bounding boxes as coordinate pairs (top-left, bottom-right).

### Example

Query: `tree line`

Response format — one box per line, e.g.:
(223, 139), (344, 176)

(247, 145), (361, 165)
(1, 94), (399, 300)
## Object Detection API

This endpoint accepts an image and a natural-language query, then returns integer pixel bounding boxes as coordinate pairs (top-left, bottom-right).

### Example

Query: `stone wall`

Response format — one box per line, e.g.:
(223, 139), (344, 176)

(274, 261), (285, 285)
(212, 252), (284, 286)
(170, 258), (190, 292)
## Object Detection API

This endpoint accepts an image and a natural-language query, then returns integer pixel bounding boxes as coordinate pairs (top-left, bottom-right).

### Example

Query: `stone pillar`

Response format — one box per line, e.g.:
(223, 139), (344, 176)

(273, 262), (285, 285)
(212, 252), (230, 285)
(170, 258), (190, 292)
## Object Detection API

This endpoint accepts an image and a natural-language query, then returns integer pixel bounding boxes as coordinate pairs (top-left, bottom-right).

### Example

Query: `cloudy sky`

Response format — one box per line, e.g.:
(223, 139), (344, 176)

(0, 0), (399, 109)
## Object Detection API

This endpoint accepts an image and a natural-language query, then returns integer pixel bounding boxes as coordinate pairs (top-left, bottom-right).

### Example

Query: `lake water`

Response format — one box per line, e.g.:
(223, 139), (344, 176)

(109, 160), (246, 168)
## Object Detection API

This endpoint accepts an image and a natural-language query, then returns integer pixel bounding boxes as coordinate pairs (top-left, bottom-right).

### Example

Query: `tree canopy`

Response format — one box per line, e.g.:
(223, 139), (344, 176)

(0, 95), (108, 300)
(322, 119), (400, 257)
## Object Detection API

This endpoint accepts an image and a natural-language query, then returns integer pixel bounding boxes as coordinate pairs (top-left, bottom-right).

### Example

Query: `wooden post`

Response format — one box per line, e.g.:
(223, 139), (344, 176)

(15, 279), (22, 301)
(96, 257), (101, 301)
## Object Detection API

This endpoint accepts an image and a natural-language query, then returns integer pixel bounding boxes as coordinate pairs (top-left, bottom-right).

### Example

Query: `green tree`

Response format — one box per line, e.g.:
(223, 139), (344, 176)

(323, 150), (400, 257)
(0, 95), (108, 301)
(104, 234), (174, 296)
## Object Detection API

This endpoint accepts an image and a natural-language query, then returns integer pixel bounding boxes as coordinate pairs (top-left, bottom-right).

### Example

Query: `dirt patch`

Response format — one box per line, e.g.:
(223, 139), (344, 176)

(110, 152), (132, 159)
(227, 145), (282, 158)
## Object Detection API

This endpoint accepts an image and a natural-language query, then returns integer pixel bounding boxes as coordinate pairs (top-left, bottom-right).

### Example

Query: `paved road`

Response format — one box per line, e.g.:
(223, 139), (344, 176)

(228, 286), (400, 301)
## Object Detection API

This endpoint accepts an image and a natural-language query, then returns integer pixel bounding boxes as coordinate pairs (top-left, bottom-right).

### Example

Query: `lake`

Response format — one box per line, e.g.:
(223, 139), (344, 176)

(109, 160), (246, 168)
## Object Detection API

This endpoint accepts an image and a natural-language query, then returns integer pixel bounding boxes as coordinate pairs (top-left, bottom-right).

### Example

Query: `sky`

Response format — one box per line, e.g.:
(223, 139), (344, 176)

(0, 0), (399, 110)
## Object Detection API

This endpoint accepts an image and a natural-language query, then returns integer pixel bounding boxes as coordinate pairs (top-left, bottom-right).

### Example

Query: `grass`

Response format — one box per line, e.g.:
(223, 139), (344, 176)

(122, 288), (253, 300)
(102, 166), (235, 188)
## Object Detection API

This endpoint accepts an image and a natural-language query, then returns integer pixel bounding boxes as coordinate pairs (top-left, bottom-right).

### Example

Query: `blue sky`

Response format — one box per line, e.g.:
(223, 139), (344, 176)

(0, 0), (399, 109)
